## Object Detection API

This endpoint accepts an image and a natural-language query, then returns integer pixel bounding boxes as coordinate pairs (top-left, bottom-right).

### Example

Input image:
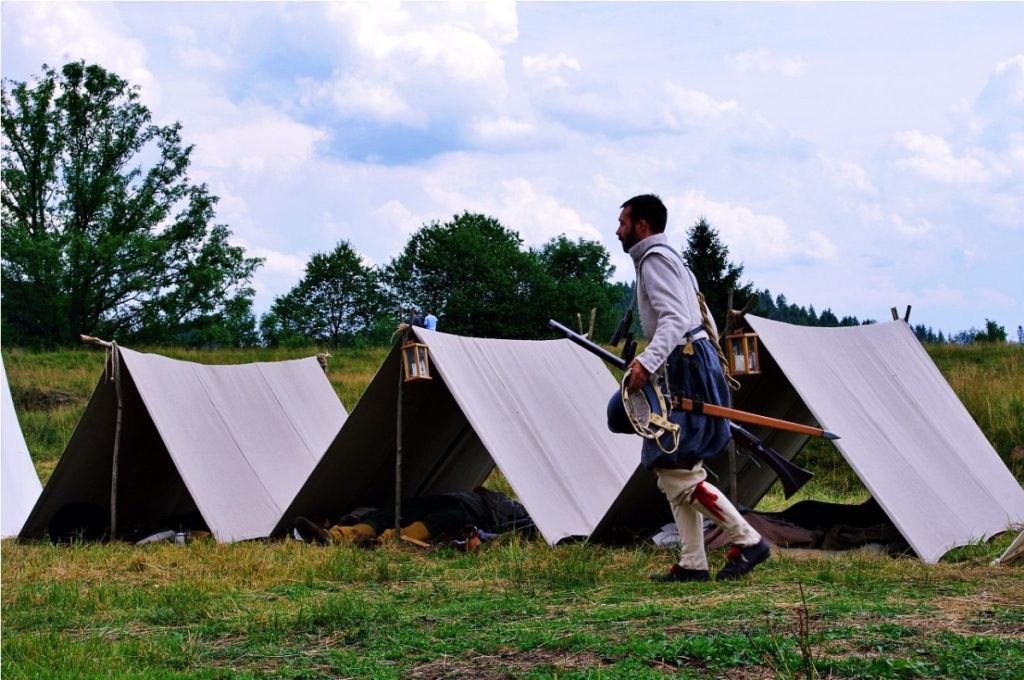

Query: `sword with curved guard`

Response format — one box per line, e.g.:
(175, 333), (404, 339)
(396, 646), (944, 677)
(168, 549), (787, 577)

(549, 318), (839, 440)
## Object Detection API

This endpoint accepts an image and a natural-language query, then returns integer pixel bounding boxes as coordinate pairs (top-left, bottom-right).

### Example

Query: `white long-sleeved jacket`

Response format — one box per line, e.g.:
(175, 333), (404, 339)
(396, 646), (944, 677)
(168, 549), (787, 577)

(628, 234), (707, 374)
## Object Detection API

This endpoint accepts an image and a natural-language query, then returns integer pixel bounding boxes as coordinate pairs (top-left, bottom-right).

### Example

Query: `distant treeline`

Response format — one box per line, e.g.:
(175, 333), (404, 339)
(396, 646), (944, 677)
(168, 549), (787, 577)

(746, 294), (1011, 345)
(1, 61), (1014, 349)
(750, 290), (864, 328)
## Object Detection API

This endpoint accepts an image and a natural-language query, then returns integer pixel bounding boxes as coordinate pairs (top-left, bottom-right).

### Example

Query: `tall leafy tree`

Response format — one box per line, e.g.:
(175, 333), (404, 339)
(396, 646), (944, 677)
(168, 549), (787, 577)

(1, 62), (261, 346)
(534, 235), (621, 340)
(261, 241), (386, 346)
(385, 212), (554, 339)
(682, 218), (753, 328)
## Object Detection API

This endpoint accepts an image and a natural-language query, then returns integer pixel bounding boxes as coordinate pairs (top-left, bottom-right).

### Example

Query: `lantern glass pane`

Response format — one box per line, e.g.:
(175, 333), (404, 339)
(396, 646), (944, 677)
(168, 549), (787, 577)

(415, 346), (428, 378)
(403, 346), (417, 379)
(731, 338), (746, 373)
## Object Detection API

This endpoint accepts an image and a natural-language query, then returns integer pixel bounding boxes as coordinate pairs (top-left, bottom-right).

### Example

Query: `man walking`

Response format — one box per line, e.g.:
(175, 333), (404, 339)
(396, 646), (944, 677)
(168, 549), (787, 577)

(610, 194), (770, 582)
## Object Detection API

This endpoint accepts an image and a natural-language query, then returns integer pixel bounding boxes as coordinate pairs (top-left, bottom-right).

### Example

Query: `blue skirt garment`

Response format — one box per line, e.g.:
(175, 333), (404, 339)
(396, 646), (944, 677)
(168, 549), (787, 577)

(607, 339), (733, 470)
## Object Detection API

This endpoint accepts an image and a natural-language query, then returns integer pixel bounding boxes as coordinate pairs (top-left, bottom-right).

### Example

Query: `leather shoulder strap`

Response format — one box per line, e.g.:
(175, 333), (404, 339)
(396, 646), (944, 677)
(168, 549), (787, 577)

(638, 244), (700, 292)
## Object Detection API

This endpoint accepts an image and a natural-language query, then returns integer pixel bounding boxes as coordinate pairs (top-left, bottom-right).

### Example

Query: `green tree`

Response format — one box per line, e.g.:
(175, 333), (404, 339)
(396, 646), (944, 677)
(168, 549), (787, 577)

(981, 319), (1007, 343)
(682, 218), (754, 329)
(534, 235), (621, 340)
(1, 62), (261, 346)
(385, 212), (554, 339)
(261, 241), (386, 346)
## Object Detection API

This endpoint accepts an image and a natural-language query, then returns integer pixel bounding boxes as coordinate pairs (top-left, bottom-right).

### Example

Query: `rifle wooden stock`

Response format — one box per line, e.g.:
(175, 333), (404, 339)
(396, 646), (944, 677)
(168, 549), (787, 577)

(671, 397), (839, 440)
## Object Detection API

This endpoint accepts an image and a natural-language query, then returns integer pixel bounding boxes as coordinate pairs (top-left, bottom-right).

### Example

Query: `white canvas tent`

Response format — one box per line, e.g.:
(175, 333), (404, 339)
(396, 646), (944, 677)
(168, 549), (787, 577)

(278, 329), (668, 544)
(20, 348), (347, 543)
(710, 316), (1024, 564)
(2, 356), (43, 538)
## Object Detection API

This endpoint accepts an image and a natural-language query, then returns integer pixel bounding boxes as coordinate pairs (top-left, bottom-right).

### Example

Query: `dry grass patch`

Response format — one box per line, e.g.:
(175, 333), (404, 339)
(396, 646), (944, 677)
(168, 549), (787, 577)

(407, 648), (617, 679)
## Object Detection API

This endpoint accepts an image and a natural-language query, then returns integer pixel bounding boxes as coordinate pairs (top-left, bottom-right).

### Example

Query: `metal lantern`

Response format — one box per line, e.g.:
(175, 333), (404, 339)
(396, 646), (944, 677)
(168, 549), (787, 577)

(726, 331), (761, 376)
(401, 341), (432, 382)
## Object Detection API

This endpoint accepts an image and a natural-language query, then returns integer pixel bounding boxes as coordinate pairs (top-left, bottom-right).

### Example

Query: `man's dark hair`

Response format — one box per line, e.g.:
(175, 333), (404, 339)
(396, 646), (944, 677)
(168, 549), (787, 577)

(621, 194), (667, 233)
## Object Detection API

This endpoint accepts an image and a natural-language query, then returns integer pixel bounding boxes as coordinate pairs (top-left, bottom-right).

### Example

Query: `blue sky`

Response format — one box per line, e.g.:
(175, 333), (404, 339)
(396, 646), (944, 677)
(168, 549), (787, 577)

(3, 2), (1022, 336)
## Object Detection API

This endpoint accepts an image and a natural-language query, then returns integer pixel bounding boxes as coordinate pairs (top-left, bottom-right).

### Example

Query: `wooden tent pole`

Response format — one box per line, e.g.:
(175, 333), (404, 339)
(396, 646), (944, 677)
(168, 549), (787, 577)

(81, 335), (122, 540)
(394, 322), (408, 540)
(110, 347), (123, 541)
(725, 290), (738, 503)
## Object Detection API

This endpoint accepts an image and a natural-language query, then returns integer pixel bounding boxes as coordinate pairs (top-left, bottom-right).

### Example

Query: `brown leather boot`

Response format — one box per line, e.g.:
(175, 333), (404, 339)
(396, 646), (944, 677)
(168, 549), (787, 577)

(294, 516), (332, 545)
(330, 523), (377, 545)
(379, 521), (431, 544)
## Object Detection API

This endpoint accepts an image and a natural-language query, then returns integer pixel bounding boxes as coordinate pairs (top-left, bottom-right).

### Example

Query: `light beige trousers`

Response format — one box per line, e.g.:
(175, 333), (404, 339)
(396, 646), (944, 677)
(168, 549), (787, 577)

(656, 462), (762, 570)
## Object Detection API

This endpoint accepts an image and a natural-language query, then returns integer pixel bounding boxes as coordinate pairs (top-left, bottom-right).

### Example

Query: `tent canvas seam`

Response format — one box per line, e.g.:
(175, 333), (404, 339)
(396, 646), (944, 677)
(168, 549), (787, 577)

(191, 364), (282, 517)
(254, 360), (321, 465)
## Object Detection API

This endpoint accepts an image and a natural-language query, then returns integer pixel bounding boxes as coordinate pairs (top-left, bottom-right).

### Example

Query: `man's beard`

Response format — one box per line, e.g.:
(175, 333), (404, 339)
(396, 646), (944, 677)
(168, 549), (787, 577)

(619, 229), (637, 253)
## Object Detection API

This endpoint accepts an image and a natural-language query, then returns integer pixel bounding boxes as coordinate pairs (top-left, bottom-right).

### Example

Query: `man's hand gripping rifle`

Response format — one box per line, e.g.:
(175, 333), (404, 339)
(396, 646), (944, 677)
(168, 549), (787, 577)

(548, 318), (823, 498)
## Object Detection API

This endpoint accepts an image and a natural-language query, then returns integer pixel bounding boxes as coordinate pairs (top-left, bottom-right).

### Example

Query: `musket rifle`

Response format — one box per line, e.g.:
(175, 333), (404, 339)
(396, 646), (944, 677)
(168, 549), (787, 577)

(609, 305), (637, 365)
(549, 318), (820, 497)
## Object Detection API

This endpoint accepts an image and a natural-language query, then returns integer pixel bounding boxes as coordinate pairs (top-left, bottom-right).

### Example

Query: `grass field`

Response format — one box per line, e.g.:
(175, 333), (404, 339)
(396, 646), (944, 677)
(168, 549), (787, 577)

(2, 342), (1022, 678)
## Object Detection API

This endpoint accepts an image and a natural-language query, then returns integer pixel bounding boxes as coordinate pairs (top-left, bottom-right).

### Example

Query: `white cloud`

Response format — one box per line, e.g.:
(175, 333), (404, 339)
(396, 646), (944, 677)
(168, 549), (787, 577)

(662, 82), (739, 127)
(371, 200), (425, 239)
(416, 170), (600, 245)
(522, 53), (581, 89)
(465, 115), (541, 147)
(167, 23), (228, 72)
(6, 3), (157, 104)
(820, 155), (876, 193)
(299, 75), (421, 126)
(891, 130), (996, 185)
(975, 54), (1024, 119)
(188, 102), (327, 179)
(532, 78), (744, 136)
(488, 178), (601, 244)
(243, 244), (309, 280)
(856, 203), (932, 239)
(310, 1), (516, 125)
(888, 213), (933, 238)
(668, 191), (838, 266)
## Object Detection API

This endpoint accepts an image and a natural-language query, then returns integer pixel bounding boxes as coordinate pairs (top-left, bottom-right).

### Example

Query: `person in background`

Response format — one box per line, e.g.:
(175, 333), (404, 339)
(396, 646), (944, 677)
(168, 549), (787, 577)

(424, 310), (438, 331)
